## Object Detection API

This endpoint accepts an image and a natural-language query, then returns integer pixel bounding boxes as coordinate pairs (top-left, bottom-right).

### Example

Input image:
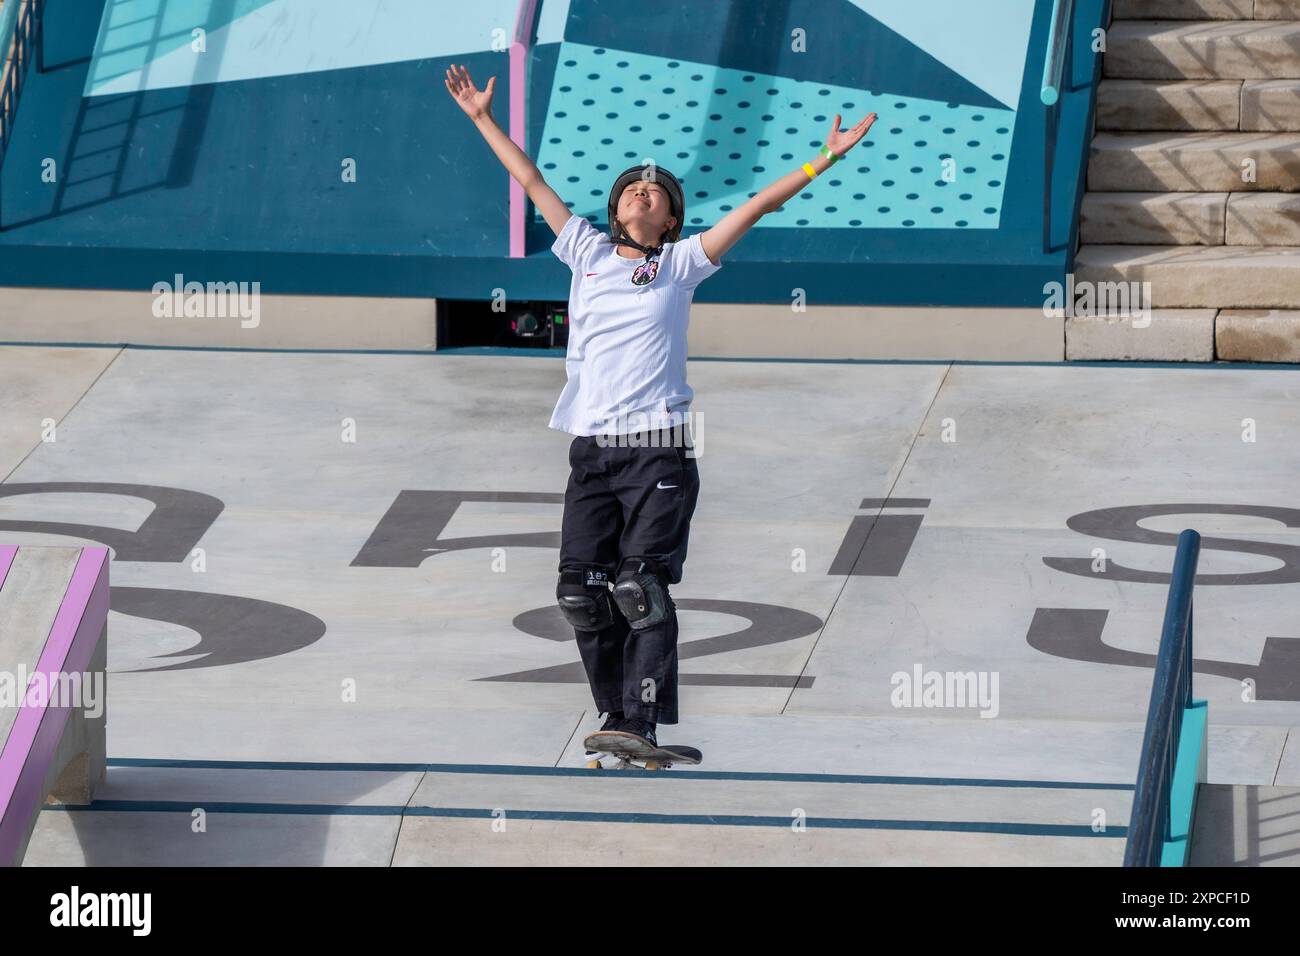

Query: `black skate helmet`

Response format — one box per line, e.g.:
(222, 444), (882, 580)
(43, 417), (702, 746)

(606, 163), (685, 257)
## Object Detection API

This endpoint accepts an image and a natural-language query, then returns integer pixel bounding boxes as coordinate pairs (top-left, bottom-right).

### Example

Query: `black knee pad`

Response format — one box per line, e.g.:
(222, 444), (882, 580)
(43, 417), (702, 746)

(612, 559), (672, 632)
(556, 567), (614, 632)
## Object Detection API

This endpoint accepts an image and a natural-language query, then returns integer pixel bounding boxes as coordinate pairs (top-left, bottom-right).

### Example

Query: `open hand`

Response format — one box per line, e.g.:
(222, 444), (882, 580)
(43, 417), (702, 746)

(445, 63), (496, 121)
(826, 112), (877, 157)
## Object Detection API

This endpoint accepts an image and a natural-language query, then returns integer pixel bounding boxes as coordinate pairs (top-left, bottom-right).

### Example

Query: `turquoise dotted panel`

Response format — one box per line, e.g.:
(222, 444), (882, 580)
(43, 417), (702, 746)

(534, 42), (1016, 231)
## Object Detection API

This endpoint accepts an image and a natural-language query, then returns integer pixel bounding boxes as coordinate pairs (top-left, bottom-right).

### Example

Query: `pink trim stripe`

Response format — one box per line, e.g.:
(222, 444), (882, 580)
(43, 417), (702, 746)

(0, 546), (16, 591)
(509, 0), (540, 258)
(0, 546), (109, 866)
(509, 42), (526, 258)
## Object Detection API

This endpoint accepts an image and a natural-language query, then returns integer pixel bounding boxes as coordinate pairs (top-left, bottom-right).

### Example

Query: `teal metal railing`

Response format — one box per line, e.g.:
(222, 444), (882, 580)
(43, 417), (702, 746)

(1123, 529), (1209, 867)
(1041, 0), (1076, 107)
(1040, 0), (1076, 253)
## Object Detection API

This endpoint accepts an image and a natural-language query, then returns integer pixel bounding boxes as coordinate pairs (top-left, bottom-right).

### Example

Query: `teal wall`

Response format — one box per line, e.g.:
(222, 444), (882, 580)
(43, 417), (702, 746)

(0, 0), (1108, 307)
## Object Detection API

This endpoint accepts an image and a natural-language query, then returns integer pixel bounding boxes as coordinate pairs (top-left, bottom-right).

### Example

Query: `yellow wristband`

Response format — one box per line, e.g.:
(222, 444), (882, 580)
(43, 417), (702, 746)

(802, 162), (817, 180)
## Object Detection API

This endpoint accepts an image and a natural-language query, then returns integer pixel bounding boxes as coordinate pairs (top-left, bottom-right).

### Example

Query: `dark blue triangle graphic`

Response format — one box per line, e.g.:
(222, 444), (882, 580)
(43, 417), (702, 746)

(562, 0), (1008, 112)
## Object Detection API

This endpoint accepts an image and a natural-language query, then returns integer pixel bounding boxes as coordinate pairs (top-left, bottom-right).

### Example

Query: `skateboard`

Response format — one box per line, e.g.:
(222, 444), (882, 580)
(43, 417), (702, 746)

(583, 730), (702, 771)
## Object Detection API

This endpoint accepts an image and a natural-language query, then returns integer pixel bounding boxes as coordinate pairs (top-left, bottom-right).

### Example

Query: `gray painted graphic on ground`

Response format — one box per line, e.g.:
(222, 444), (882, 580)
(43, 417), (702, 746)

(0, 481), (324, 672)
(484, 599), (824, 687)
(352, 490), (564, 567)
(828, 498), (929, 576)
(1046, 504), (1300, 585)
(0, 481), (222, 560)
(110, 586), (328, 673)
(1027, 607), (1300, 701)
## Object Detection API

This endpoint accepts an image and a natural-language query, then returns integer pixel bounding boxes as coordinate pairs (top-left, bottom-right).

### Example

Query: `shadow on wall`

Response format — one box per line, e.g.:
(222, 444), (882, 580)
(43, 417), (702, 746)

(7, 0), (230, 231)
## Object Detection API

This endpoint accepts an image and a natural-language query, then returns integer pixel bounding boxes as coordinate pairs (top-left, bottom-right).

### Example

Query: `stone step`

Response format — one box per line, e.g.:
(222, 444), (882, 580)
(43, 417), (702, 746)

(24, 758), (1135, 866)
(1098, 80), (1300, 132)
(1255, 0), (1300, 19)
(1226, 191), (1300, 241)
(1096, 80), (1300, 133)
(1081, 191), (1227, 244)
(1105, 21), (1300, 80)
(1088, 132), (1300, 192)
(1216, 309), (1300, 359)
(1113, 0), (1253, 19)
(1082, 190), (1300, 244)
(29, 804), (1129, 866)
(1066, 309), (1217, 361)
(1242, 79), (1300, 130)
(1075, 244), (1300, 307)
(1098, 79), (1241, 131)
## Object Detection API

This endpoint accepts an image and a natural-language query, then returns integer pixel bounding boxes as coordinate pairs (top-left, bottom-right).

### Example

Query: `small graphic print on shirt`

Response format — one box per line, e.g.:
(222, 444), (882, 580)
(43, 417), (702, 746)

(631, 258), (660, 286)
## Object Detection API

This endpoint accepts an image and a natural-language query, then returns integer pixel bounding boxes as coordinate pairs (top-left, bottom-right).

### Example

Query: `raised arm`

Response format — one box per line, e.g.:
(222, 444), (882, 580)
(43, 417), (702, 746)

(698, 112), (878, 266)
(444, 63), (573, 236)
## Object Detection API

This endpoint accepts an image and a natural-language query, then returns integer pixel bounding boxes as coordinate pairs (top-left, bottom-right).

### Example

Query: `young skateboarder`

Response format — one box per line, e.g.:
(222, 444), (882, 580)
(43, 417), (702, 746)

(446, 63), (875, 757)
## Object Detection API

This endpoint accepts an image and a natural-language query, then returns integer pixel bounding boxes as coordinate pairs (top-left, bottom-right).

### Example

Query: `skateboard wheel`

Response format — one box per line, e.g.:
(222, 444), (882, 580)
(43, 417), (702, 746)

(644, 760), (661, 771)
(586, 759), (602, 770)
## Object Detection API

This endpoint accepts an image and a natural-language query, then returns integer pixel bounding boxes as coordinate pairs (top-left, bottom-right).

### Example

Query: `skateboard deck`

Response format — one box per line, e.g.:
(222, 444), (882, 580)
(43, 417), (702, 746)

(583, 730), (702, 770)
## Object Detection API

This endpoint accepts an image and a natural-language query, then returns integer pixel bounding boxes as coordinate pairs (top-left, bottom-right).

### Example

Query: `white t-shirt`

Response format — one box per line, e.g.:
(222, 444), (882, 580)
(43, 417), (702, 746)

(548, 213), (722, 436)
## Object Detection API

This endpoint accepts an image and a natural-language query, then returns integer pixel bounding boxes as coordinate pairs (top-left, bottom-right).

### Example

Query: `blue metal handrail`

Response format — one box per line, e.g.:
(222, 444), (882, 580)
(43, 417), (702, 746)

(0, 0), (47, 229)
(1123, 529), (1201, 867)
(1041, 0), (1077, 107)
(1041, 0), (1076, 253)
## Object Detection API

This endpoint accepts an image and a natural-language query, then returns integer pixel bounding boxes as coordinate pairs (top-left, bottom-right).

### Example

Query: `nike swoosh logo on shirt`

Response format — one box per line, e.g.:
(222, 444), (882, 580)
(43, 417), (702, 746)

(656, 481), (678, 490)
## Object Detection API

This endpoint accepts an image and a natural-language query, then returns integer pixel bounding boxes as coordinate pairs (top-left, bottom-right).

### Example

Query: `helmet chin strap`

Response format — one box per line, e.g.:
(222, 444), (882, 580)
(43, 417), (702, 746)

(613, 221), (672, 260)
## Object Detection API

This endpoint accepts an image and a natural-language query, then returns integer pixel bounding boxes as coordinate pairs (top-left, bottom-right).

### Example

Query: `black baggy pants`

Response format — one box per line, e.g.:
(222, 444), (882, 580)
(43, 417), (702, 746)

(558, 427), (699, 725)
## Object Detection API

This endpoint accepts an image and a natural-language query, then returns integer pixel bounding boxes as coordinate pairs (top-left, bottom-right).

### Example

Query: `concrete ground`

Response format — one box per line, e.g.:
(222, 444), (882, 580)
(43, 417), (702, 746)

(3, 344), (1299, 865)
